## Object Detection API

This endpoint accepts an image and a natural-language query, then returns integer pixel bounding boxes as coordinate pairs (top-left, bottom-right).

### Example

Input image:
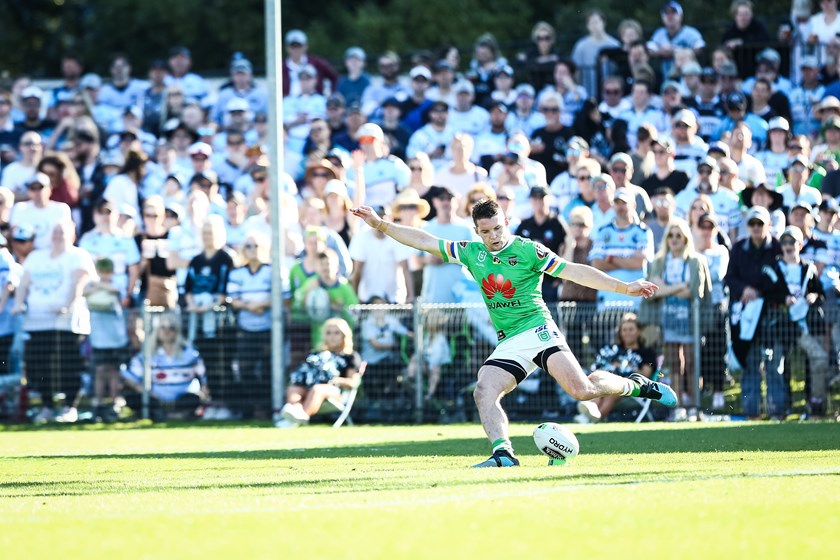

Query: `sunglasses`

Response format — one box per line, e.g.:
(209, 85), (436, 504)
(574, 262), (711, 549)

(26, 183), (45, 190)
(699, 223), (715, 230)
(569, 222), (587, 228)
(577, 175), (591, 181)
(748, 220), (764, 227)
(536, 35), (552, 42)
(652, 149), (668, 155)
(310, 171), (332, 178)
(604, 89), (622, 95)
(788, 145), (803, 150)
(21, 141), (41, 147)
(503, 159), (519, 166)
(780, 239), (796, 245)
(497, 196), (511, 201)
(654, 200), (671, 207)
(610, 166), (627, 173)
(96, 208), (112, 215)
(469, 198), (483, 204)
(160, 325), (177, 331)
(144, 213), (159, 218)
(409, 166), (423, 171)
(674, 122), (690, 128)
(227, 139), (245, 146)
(243, 243), (258, 249)
(667, 233), (685, 239)
(541, 107), (560, 113)
(253, 175), (267, 182)
(697, 168), (712, 175)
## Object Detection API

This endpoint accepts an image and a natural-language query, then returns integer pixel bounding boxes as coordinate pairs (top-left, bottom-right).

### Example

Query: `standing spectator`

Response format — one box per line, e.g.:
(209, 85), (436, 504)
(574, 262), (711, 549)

(505, 84), (546, 138)
(349, 206), (414, 304)
(590, 173), (618, 233)
(540, 60), (588, 126)
(421, 187), (474, 303)
(721, 0), (771, 79)
(641, 137), (690, 196)
(227, 231), (273, 419)
(779, 155), (823, 210)
(647, 2), (707, 78)
(448, 80), (490, 137)
(141, 59), (169, 136)
(572, 10), (621, 98)
(0, 90), (21, 148)
(530, 92), (574, 183)
(619, 81), (668, 147)
(559, 206), (598, 357)
(608, 153), (653, 220)
(741, 182), (786, 238)
(515, 22), (560, 93)
(212, 58), (268, 125)
(808, 0), (840, 61)
(9, 172), (71, 250)
(693, 213), (731, 410)
(590, 190), (655, 310)
(435, 134), (489, 199)
(561, 157), (599, 221)
(674, 158), (742, 239)
(361, 52), (409, 117)
(14, 87), (55, 141)
(294, 250), (358, 348)
(1, 131), (43, 199)
(13, 220), (95, 423)
(426, 60), (458, 109)
(487, 64), (517, 108)
(165, 47), (209, 104)
(515, 185), (571, 302)
(283, 64), (327, 153)
(686, 68), (727, 141)
(407, 101), (456, 168)
(71, 126), (107, 234)
(102, 149), (147, 220)
(648, 187), (677, 248)
(810, 115), (840, 164)
(467, 33), (508, 106)
(643, 218), (711, 415)
(137, 197), (178, 309)
(347, 123), (411, 208)
(550, 137), (591, 213)
(725, 206), (784, 418)
(788, 57), (824, 138)
(572, 98), (611, 162)
(282, 30), (338, 98)
(98, 54), (147, 113)
(757, 117), (794, 182)
(337, 47), (371, 108)
(473, 102), (510, 169)
(0, 233), (21, 376)
(716, 92), (769, 150)
(47, 53), (83, 118)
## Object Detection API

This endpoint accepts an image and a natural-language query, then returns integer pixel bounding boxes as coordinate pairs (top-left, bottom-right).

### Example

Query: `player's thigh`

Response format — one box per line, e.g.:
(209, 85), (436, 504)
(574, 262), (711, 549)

(544, 350), (590, 398)
(474, 364), (518, 401)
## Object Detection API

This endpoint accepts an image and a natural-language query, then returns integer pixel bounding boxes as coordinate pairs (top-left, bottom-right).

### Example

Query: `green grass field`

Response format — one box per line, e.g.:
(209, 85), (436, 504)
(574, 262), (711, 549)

(1, 422), (838, 560)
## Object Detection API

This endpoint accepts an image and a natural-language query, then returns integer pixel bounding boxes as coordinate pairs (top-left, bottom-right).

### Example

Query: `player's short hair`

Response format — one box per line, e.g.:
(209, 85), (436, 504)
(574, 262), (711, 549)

(471, 198), (501, 225)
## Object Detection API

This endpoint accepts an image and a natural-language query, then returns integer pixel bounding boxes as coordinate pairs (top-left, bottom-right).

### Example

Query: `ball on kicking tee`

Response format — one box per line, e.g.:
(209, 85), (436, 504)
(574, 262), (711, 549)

(533, 423), (580, 464)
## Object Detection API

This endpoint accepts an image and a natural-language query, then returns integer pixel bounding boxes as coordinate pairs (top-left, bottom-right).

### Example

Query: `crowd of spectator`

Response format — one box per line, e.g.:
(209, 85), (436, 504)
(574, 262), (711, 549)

(0, 0), (839, 424)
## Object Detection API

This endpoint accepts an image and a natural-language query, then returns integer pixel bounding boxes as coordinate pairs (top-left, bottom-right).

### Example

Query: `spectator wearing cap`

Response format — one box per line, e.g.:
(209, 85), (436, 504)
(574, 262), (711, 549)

(283, 63), (327, 152)
(47, 53), (84, 118)
(190, 170), (226, 218)
(570, 10), (621, 98)
(716, 156), (747, 195)
(1, 131), (43, 199)
(488, 132), (547, 188)
(434, 133), (489, 200)
(590, 188), (655, 310)
(539, 60), (587, 127)
(211, 57), (268, 126)
(740, 182), (786, 239)
(347, 123), (411, 209)
(714, 91), (768, 148)
(426, 60), (457, 108)
(787, 57), (825, 138)
(641, 136), (690, 196)
(331, 102), (366, 154)
(741, 48), (794, 100)
(360, 51), (409, 118)
(324, 94), (348, 137)
(336, 47), (371, 108)
(647, 2), (706, 78)
(348, 204), (414, 304)
(670, 108), (708, 178)
(715, 60), (741, 98)
(165, 46), (209, 104)
(780, 155), (823, 211)
(102, 149), (148, 222)
(721, 1), (771, 78)
(487, 63), (517, 107)
(10, 224), (36, 263)
(472, 102), (510, 170)
(406, 100), (456, 168)
(675, 157), (742, 239)
(420, 186), (476, 303)
(529, 91), (574, 183)
(141, 59), (169, 136)
(302, 117), (333, 158)
(397, 67), (435, 133)
(685, 67), (726, 141)
(788, 202), (830, 272)
(608, 152), (653, 219)
(756, 117), (794, 181)
(465, 33), (509, 106)
(186, 142), (214, 180)
(619, 80), (668, 148)
(282, 29), (338, 98)
(505, 84), (546, 137)
(223, 191), (249, 251)
(660, 79), (685, 116)
(447, 80), (490, 137)
(98, 54), (147, 114)
(212, 99), (256, 155)
(9, 172), (71, 250)
(14, 86), (55, 140)
(376, 97), (411, 160)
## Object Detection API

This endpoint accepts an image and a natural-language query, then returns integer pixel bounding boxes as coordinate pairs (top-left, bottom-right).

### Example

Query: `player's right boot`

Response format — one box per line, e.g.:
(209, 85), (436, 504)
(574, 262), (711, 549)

(629, 373), (678, 407)
(472, 449), (520, 468)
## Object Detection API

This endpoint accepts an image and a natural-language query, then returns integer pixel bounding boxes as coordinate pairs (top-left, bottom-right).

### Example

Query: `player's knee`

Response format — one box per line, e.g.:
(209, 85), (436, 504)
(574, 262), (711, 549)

(473, 378), (499, 405)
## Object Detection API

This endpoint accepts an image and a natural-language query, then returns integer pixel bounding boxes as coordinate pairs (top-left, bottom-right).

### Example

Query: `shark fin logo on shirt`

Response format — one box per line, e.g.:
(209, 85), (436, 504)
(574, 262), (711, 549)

(481, 273), (516, 300)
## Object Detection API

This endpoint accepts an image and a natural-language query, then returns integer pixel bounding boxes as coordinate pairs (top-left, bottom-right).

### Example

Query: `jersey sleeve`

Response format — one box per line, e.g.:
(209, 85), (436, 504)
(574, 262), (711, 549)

(438, 239), (469, 266)
(526, 238), (567, 278)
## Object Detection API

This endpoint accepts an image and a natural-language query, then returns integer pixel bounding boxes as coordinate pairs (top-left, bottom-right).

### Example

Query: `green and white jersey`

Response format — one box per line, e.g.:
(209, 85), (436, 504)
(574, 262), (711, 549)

(439, 236), (567, 341)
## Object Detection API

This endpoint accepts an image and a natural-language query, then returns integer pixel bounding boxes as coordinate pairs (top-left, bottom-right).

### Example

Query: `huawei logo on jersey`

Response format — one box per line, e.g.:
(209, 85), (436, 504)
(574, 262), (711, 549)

(481, 273), (516, 300)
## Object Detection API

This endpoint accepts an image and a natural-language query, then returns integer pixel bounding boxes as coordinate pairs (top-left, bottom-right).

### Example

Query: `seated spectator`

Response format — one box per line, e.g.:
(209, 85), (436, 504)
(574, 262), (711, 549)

(618, 80), (668, 147)
(641, 218), (711, 418)
(83, 257), (130, 422)
(337, 47), (371, 108)
(123, 313), (207, 420)
(359, 295), (413, 401)
(756, 117), (793, 182)
(608, 152), (653, 220)
(488, 133), (548, 192)
(407, 311), (451, 401)
(361, 51), (408, 118)
(9, 172), (71, 250)
(561, 157), (599, 221)
(13, 220), (95, 423)
(715, 92), (768, 151)
(283, 64), (327, 153)
(379, 98), (412, 159)
(576, 312), (657, 423)
(466, 33), (508, 106)
(559, 205), (597, 356)
(550, 137), (592, 213)
(571, 98), (611, 164)
(165, 46), (210, 104)
(571, 9), (621, 98)
(674, 157), (742, 240)
(461, 183), (496, 220)
(531, 92), (574, 182)
(226, 231), (273, 419)
(810, 115), (840, 166)
(102, 149), (147, 220)
(211, 57), (268, 126)
(278, 318), (361, 427)
(448, 80), (490, 137)
(539, 60), (587, 126)
(406, 101), (456, 168)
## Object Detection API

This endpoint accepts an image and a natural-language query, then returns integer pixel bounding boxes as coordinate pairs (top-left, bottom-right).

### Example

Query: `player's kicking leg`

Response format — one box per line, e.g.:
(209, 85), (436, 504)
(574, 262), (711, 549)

(471, 364), (521, 468)
(545, 350), (678, 407)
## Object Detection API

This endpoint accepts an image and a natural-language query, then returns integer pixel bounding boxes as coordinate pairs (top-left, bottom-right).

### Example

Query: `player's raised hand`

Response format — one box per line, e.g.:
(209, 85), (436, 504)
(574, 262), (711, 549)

(626, 280), (659, 298)
(349, 206), (384, 230)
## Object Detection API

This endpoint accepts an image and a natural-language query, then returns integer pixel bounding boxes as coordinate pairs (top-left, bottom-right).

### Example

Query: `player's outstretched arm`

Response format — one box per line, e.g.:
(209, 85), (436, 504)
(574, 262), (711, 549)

(558, 262), (659, 298)
(350, 206), (444, 258)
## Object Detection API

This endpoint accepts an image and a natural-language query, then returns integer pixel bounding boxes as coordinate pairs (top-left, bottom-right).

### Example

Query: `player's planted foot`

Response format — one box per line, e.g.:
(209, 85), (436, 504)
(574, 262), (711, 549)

(629, 373), (678, 407)
(472, 449), (520, 468)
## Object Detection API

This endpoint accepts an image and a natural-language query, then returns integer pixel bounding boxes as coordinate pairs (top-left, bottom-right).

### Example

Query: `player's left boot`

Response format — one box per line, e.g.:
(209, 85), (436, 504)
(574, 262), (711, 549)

(472, 449), (520, 468)
(629, 373), (678, 407)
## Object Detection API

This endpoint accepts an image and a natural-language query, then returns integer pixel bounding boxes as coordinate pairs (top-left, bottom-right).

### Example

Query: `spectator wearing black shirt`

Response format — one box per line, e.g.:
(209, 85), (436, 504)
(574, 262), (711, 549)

(529, 92), (573, 183)
(720, 0), (771, 79)
(514, 185), (570, 302)
(641, 137), (689, 196)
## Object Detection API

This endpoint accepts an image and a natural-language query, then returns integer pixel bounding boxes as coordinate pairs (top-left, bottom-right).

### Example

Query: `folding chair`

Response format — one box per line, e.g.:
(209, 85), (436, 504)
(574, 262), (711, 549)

(320, 361), (366, 428)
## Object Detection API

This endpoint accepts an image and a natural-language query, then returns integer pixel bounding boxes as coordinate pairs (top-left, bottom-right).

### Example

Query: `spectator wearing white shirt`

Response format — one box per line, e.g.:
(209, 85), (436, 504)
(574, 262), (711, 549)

(619, 80), (668, 147)
(647, 1), (706, 78)
(1, 131), (42, 200)
(9, 172), (71, 250)
(98, 54), (147, 113)
(671, 108), (708, 179)
(434, 133), (489, 199)
(211, 58), (268, 125)
(346, 123), (411, 209)
(361, 51), (410, 117)
(472, 103), (509, 170)
(504, 84), (546, 137)
(447, 80), (490, 137)
(283, 64), (327, 153)
(779, 155), (823, 211)
(788, 56), (824, 138)
(406, 101), (456, 168)
(349, 207), (414, 304)
(165, 46), (209, 104)
(674, 157), (742, 240)
(102, 149), (147, 220)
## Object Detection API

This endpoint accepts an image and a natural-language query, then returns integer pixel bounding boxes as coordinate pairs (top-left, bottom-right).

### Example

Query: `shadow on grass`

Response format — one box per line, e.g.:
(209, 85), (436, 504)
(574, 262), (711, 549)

(7, 423), (840, 463)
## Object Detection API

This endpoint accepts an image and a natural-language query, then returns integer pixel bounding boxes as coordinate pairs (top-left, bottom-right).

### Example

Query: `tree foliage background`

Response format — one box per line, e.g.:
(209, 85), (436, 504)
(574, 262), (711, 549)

(0, 0), (794, 79)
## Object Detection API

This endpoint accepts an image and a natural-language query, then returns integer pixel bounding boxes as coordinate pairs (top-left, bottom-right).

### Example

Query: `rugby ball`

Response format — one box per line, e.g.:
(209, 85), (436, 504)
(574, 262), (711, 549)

(533, 422), (580, 461)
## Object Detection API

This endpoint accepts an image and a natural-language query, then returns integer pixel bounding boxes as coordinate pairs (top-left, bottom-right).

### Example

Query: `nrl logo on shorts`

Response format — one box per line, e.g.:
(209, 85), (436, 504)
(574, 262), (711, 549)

(534, 243), (548, 259)
(507, 256), (518, 266)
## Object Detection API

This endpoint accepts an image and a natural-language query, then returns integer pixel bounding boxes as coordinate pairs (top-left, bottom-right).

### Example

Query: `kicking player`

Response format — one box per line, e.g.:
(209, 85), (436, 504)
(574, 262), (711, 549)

(350, 200), (677, 467)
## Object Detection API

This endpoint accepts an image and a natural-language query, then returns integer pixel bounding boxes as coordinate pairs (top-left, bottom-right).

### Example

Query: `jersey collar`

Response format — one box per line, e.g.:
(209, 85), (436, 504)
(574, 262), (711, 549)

(488, 236), (515, 255)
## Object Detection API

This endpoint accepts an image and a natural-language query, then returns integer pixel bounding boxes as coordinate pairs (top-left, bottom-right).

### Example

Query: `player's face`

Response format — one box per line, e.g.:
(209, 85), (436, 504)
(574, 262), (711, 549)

(474, 212), (511, 251)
